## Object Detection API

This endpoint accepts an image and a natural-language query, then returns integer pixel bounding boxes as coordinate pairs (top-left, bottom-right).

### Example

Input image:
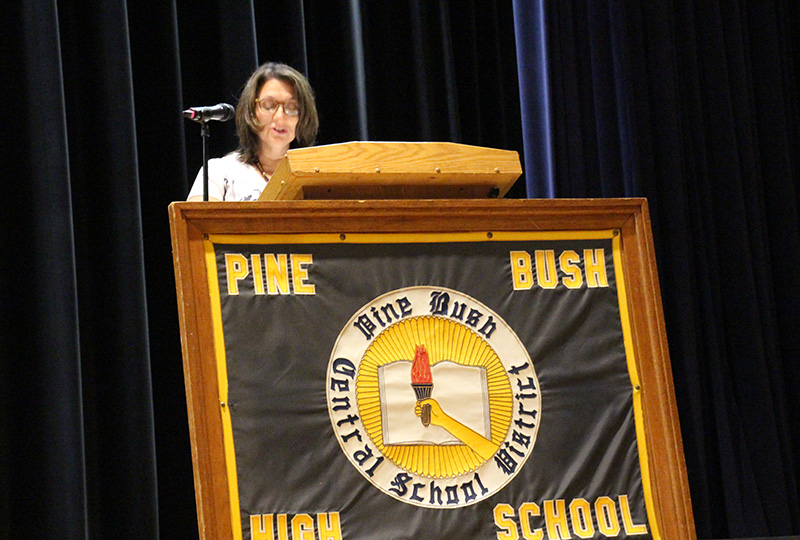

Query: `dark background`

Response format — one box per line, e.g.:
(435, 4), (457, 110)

(1, 1), (798, 539)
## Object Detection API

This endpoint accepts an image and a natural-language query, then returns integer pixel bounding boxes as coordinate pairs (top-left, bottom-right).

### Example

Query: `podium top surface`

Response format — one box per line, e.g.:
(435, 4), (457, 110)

(258, 141), (522, 201)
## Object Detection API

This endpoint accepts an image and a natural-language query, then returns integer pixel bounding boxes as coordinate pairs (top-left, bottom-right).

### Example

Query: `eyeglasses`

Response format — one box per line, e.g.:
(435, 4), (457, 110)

(255, 98), (300, 117)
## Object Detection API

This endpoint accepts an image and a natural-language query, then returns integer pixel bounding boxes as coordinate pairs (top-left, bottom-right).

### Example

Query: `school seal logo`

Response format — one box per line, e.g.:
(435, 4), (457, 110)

(326, 286), (541, 508)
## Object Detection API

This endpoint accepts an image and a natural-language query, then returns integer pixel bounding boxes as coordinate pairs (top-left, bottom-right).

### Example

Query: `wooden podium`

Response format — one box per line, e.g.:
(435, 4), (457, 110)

(258, 141), (522, 200)
(170, 143), (695, 540)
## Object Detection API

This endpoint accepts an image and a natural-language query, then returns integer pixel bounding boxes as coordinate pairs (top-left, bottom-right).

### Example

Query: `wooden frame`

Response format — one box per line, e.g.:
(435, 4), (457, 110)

(169, 198), (695, 540)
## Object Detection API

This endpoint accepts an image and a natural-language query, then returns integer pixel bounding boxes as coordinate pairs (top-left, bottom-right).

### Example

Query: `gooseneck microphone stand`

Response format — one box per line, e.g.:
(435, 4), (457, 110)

(201, 121), (210, 201)
(182, 103), (236, 201)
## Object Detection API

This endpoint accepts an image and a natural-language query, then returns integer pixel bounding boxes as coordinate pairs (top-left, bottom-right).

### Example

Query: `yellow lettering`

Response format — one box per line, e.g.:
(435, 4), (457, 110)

(225, 253), (248, 295)
(510, 251), (533, 290)
(595, 496), (620, 536)
(543, 499), (571, 539)
(511, 248), (610, 291)
(250, 511), (343, 540)
(276, 514), (289, 540)
(251, 254), (265, 295)
(250, 514), (274, 540)
(265, 253), (290, 295)
(535, 250), (558, 289)
(584, 248), (608, 287)
(568, 499), (594, 538)
(559, 250), (583, 289)
(519, 502), (542, 540)
(494, 503), (519, 540)
(291, 254), (315, 295)
(494, 495), (645, 539)
(317, 512), (343, 540)
(291, 514), (314, 540)
(544, 499), (571, 540)
(619, 495), (648, 535)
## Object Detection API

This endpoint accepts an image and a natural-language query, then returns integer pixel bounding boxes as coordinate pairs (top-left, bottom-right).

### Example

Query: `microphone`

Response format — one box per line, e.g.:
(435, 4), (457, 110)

(182, 103), (235, 123)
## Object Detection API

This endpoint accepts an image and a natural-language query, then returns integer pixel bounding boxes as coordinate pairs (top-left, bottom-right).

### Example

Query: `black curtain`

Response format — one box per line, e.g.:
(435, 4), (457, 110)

(0, 1), (522, 538)
(522, 1), (800, 538)
(1, 1), (799, 539)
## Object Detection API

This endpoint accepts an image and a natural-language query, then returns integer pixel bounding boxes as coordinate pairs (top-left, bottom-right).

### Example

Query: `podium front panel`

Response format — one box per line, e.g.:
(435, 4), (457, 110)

(169, 199), (695, 540)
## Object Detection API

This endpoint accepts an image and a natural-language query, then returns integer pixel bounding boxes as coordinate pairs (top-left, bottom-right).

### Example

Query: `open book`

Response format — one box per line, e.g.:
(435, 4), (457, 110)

(378, 360), (490, 445)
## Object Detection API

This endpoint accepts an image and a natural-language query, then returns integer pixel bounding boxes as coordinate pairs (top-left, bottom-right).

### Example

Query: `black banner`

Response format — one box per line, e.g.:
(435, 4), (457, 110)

(205, 231), (656, 540)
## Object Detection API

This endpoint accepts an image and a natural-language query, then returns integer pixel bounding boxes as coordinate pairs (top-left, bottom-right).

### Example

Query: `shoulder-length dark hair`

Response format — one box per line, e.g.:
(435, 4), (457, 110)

(236, 62), (319, 165)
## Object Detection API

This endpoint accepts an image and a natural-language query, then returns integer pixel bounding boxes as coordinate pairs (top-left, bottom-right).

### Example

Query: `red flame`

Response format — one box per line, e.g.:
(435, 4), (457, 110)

(411, 345), (432, 384)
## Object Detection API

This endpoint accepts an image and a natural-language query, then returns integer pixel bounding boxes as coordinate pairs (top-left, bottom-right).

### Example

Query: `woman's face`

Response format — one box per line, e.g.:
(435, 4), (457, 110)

(255, 77), (299, 157)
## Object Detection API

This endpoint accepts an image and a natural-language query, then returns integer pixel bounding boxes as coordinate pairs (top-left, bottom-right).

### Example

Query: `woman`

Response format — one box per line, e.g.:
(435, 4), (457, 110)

(187, 62), (319, 201)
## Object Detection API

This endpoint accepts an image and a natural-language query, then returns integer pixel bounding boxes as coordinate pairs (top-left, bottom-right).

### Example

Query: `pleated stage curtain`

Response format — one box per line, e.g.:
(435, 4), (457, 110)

(0, 1), (522, 537)
(514, 1), (800, 537)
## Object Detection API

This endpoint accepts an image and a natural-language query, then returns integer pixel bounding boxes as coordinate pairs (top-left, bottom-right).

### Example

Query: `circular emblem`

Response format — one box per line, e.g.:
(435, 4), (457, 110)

(327, 286), (540, 508)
